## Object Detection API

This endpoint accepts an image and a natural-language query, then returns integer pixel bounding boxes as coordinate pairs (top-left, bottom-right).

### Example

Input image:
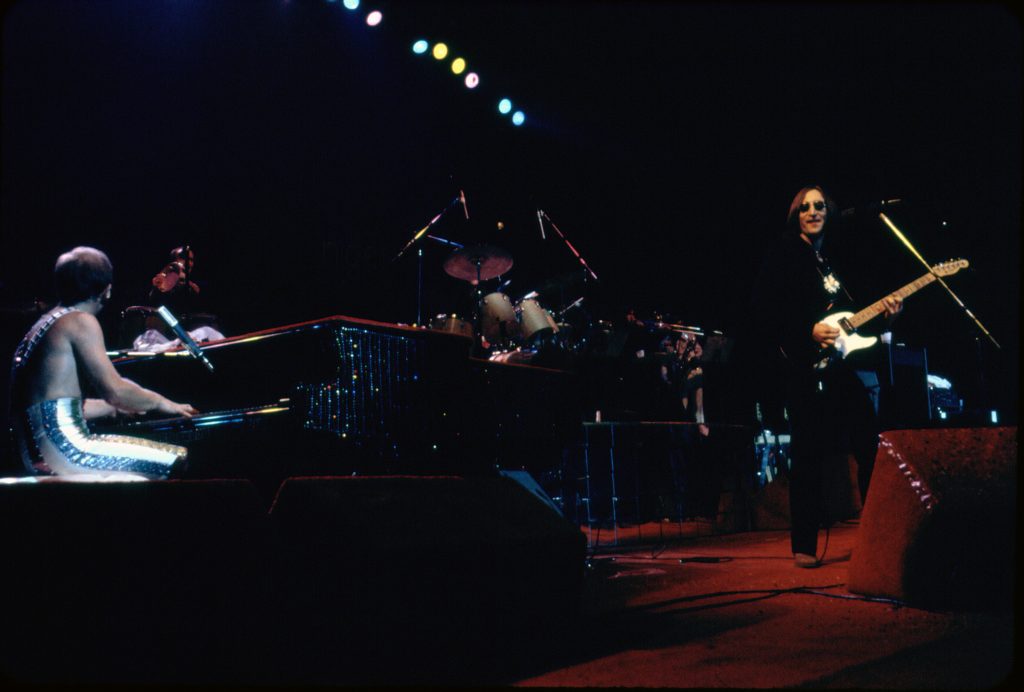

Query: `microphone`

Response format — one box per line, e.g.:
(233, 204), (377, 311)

(841, 198), (903, 217)
(537, 209), (546, 240)
(459, 189), (469, 220)
(156, 305), (214, 372)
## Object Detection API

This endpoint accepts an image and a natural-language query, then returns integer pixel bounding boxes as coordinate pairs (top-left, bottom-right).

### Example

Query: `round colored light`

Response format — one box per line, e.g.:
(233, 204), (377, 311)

(451, 57), (466, 75)
(366, 10), (382, 26)
(512, 111), (526, 126)
(464, 72), (480, 89)
(412, 39), (429, 54)
(342, 0), (360, 9)
(432, 43), (448, 60)
(498, 98), (512, 114)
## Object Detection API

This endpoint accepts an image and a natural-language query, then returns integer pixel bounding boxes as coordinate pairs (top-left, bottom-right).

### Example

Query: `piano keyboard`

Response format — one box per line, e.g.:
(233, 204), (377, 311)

(92, 401), (294, 442)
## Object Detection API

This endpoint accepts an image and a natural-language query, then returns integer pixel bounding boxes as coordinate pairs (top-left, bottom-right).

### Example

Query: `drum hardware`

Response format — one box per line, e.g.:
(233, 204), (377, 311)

(426, 234), (464, 249)
(480, 292), (519, 348)
(429, 314), (474, 339)
(442, 244), (515, 353)
(641, 316), (703, 336)
(442, 245), (514, 284)
(393, 194), (466, 262)
(559, 296), (585, 314)
(536, 210), (599, 282)
(516, 297), (559, 344)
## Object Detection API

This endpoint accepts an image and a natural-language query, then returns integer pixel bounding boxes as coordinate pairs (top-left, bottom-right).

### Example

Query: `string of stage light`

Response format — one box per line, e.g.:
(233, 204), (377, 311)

(326, 0), (529, 128)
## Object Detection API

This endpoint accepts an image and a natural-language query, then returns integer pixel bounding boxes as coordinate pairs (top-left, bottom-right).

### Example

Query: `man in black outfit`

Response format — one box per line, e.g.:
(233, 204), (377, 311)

(752, 185), (902, 568)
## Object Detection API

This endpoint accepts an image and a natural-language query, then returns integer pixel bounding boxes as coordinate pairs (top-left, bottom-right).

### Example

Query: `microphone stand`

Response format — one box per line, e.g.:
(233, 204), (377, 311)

(879, 213), (999, 348)
(393, 196), (463, 261)
(182, 243), (192, 324)
(879, 212), (1001, 418)
(538, 210), (599, 282)
(418, 235), (464, 326)
(393, 196), (464, 325)
(425, 235), (464, 249)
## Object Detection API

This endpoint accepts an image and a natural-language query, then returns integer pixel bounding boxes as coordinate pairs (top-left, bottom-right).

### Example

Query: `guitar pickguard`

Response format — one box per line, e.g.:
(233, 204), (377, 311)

(813, 311), (878, 370)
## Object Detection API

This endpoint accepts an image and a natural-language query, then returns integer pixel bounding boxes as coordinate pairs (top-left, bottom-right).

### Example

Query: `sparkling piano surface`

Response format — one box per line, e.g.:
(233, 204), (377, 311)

(102, 315), (580, 488)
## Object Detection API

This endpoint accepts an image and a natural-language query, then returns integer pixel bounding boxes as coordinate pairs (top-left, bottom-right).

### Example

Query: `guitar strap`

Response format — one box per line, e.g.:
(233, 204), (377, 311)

(813, 247), (854, 309)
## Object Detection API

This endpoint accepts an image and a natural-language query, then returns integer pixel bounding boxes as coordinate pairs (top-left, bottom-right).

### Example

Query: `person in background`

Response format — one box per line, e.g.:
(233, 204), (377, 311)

(131, 245), (224, 352)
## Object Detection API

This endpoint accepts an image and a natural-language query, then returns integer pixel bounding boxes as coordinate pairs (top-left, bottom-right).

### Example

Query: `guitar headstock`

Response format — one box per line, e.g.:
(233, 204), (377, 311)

(931, 258), (969, 277)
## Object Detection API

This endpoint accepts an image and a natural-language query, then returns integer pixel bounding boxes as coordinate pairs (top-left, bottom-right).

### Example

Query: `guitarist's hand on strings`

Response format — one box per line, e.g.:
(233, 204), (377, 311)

(882, 294), (904, 323)
(812, 322), (840, 348)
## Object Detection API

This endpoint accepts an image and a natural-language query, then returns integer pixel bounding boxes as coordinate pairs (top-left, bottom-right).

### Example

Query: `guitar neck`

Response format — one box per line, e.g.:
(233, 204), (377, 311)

(847, 272), (937, 329)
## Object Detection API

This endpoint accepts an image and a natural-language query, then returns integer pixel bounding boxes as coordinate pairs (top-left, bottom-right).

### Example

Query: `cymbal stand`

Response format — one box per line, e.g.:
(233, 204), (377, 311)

(538, 210), (599, 282)
(472, 258), (484, 351)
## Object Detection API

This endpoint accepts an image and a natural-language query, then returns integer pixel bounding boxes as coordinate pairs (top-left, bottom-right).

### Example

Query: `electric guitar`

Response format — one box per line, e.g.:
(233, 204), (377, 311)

(811, 259), (969, 370)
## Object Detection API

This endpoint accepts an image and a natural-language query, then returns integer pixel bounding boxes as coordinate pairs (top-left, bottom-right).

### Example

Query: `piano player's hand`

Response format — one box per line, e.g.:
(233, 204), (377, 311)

(83, 398), (118, 420)
(157, 399), (199, 418)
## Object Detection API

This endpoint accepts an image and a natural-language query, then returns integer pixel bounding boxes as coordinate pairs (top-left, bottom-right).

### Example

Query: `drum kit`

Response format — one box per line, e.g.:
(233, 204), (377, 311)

(396, 194), (707, 363)
(429, 244), (572, 355)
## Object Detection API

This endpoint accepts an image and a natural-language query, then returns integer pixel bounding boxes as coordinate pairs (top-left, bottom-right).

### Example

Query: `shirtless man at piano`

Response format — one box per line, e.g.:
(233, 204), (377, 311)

(9, 246), (197, 480)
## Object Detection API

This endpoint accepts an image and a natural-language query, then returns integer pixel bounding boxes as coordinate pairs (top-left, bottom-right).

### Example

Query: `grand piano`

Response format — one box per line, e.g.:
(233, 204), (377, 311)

(97, 315), (582, 495)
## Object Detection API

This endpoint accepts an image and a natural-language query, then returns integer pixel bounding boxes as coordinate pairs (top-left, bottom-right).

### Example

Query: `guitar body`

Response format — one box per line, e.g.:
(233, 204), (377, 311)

(813, 311), (878, 370)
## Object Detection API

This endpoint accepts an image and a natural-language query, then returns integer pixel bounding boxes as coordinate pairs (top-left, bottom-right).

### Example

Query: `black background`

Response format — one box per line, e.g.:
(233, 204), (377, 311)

(2, 0), (1019, 423)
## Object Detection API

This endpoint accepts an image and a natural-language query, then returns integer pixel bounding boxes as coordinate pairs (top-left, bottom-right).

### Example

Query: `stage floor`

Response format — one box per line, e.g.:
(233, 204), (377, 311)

(506, 522), (1014, 688)
(1, 502), (1013, 688)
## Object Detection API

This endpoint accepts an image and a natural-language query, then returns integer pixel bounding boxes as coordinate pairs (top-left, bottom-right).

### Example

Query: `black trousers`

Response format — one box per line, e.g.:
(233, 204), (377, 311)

(785, 364), (879, 556)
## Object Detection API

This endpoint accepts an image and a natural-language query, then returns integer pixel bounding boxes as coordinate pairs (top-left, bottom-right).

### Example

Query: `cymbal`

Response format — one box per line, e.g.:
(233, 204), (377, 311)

(443, 245), (513, 283)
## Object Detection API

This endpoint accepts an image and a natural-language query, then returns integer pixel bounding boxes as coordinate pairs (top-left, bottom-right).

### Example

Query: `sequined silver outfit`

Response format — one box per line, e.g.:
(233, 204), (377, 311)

(10, 308), (187, 479)
(16, 398), (187, 478)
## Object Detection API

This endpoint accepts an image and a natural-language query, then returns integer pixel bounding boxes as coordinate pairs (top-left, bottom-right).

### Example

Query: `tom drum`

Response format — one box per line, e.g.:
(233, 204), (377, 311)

(517, 298), (559, 342)
(480, 292), (519, 345)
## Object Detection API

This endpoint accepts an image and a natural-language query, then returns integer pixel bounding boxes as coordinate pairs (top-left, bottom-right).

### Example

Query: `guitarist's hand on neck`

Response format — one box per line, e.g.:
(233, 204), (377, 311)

(882, 294), (904, 324)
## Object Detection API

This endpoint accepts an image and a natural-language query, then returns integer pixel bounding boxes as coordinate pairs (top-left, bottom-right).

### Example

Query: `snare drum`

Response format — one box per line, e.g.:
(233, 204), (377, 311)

(429, 314), (474, 339)
(480, 292), (519, 344)
(516, 298), (559, 341)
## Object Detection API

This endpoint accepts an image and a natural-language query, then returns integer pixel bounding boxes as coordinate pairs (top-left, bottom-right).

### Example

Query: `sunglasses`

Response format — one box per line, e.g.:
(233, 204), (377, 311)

(799, 200), (826, 213)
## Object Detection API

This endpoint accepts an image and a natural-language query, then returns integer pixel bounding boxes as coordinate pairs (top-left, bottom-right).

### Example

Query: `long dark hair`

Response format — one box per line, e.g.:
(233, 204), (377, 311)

(784, 185), (840, 236)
